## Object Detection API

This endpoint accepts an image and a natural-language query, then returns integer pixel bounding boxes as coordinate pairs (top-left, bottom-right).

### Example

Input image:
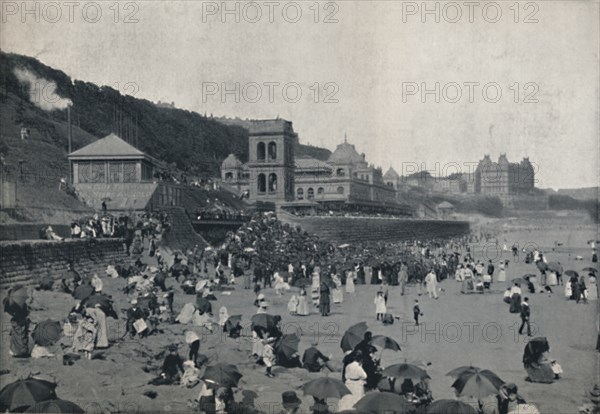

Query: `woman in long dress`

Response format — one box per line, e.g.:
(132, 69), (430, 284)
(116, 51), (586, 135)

(85, 305), (109, 349)
(497, 262), (506, 283)
(311, 271), (320, 307)
(338, 353), (367, 411)
(547, 271), (558, 286)
(296, 287), (310, 316)
(564, 279), (572, 299)
(346, 270), (355, 294)
(332, 274), (343, 304)
(587, 275), (598, 301)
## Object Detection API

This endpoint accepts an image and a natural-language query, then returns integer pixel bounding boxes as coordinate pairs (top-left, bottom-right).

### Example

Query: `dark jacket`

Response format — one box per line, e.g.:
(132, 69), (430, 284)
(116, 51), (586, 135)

(302, 346), (329, 372)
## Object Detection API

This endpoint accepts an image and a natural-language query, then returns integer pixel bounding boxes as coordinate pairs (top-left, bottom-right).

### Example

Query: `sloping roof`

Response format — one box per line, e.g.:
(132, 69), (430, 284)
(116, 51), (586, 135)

(295, 157), (332, 171)
(328, 142), (364, 165)
(437, 201), (455, 209)
(69, 133), (146, 159)
(221, 154), (243, 169)
(383, 167), (400, 179)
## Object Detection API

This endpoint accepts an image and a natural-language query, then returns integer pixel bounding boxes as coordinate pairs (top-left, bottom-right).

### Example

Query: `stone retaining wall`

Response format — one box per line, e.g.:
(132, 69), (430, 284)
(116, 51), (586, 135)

(0, 238), (128, 288)
(278, 214), (470, 243)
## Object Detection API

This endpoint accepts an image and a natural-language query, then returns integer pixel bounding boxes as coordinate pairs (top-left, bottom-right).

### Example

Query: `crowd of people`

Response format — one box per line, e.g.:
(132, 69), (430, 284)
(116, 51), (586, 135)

(4, 210), (598, 414)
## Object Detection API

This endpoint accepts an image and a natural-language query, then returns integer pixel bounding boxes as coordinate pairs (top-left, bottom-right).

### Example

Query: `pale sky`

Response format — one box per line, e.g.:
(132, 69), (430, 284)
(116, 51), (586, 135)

(1, 0), (598, 189)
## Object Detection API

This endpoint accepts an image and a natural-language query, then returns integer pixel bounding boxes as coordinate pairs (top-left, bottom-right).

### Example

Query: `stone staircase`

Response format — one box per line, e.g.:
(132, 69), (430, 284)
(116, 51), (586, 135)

(160, 207), (208, 251)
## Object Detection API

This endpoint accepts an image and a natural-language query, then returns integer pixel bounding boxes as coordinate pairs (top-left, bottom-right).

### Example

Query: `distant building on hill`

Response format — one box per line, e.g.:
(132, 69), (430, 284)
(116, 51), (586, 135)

(68, 133), (183, 211)
(475, 154), (535, 202)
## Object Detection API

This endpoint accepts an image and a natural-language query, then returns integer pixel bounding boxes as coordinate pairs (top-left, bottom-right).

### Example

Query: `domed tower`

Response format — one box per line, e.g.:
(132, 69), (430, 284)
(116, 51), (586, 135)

(246, 119), (297, 202)
(221, 154), (243, 182)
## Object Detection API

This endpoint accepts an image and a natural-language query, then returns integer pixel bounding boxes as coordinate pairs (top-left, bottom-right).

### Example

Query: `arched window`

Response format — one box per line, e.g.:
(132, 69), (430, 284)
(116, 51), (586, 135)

(257, 142), (266, 161)
(224, 172), (233, 180)
(307, 188), (315, 200)
(336, 168), (345, 177)
(268, 142), (277, 160)
(268, 173), (277, 192)
(317, 187), (324, 195)
(337, 186), (345, 194)
(297, 188), (304, 200)
(257, 173), (266, 193)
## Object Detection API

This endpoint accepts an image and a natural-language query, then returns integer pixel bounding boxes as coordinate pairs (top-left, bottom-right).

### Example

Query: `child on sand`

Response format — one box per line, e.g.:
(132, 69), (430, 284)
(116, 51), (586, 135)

(413, 300), (423, 326)
(374, 290), (387, 321)
(263, 338), (275, 378)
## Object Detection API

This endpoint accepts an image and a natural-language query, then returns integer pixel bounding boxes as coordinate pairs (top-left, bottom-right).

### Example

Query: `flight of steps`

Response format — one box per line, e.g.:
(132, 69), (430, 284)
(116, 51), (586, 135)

(161, 207), (208, 250)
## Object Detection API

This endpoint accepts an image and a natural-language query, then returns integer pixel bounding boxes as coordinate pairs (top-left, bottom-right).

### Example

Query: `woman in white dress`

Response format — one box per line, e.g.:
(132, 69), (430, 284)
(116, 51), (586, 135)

(296, 287), (310, 316)
(497, 262), (507, 283)
(338, 353), (367, 411)
(332, 274), (343, 304)
(547, 271), (558, 287)
(586, 275), (598, 301)
(346, 270), (356, 294)
(564, 279), (572, 299)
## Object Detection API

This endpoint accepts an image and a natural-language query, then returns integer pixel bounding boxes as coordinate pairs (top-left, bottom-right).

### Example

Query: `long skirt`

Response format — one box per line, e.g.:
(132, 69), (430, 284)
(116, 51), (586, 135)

(311, 289), (320, 307)
(319, 297), (331, 315)
(564, 282), (572, 298)
(346, 277), (355, 294)
(547, 272), (558, 286)
(338, 380), (365, 411)
(333, 288), (343, 304)
(497, 270), (506, 283)
(86, 308), (109, 348)
(509, 294), (522, 313)
(297, 296), (310, 316)
(587, 282), (598, 301)
(10, 319), (29, 357)
(252, 331), (263, 357)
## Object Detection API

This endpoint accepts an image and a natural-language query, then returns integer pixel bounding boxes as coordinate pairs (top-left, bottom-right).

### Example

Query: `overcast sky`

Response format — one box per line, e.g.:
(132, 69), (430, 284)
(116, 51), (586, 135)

(1, 0), (598, 189)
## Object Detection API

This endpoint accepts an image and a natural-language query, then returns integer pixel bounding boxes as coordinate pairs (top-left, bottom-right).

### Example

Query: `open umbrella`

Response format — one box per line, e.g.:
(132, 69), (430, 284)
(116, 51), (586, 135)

(302, 377), (351, 400)
(511, 278), (527, 286)
(5, 285), (29, 308)
(371, 335), (401, 352)
(565, 270), (579, 278)
(24, 399), (84, 413)
(451, 369), (505, 400)
(83, 294), (118, 319)
(293, 278), (310, 288)
(427, 399), (477, 414)
(446, 366), (481, 379)
(382, 363), (431, 382)
(251, 313), (278, 330)
(202, 363), (242, 388)
(535, 261), (547, 272)
(0, 378), (57, 412)
(582, 267), (598, 274)
(354, 392), (414, 414)
(340, 322), (368, 352)
(32, 320), (62, 347)
(546, 262), (563, 273)
(72, 284), (94, 301)
(275, 334), (300, 360)
(225, 315), (242, 329)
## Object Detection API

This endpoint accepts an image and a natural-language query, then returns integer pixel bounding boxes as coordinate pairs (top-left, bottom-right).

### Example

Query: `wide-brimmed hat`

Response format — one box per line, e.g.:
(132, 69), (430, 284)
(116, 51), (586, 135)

(282, 391), (301, 409)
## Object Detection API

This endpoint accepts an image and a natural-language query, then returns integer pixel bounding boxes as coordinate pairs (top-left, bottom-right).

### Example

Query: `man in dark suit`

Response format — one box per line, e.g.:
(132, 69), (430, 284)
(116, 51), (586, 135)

(302, 341), (334, 373)
(519, 297), (531, 336)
